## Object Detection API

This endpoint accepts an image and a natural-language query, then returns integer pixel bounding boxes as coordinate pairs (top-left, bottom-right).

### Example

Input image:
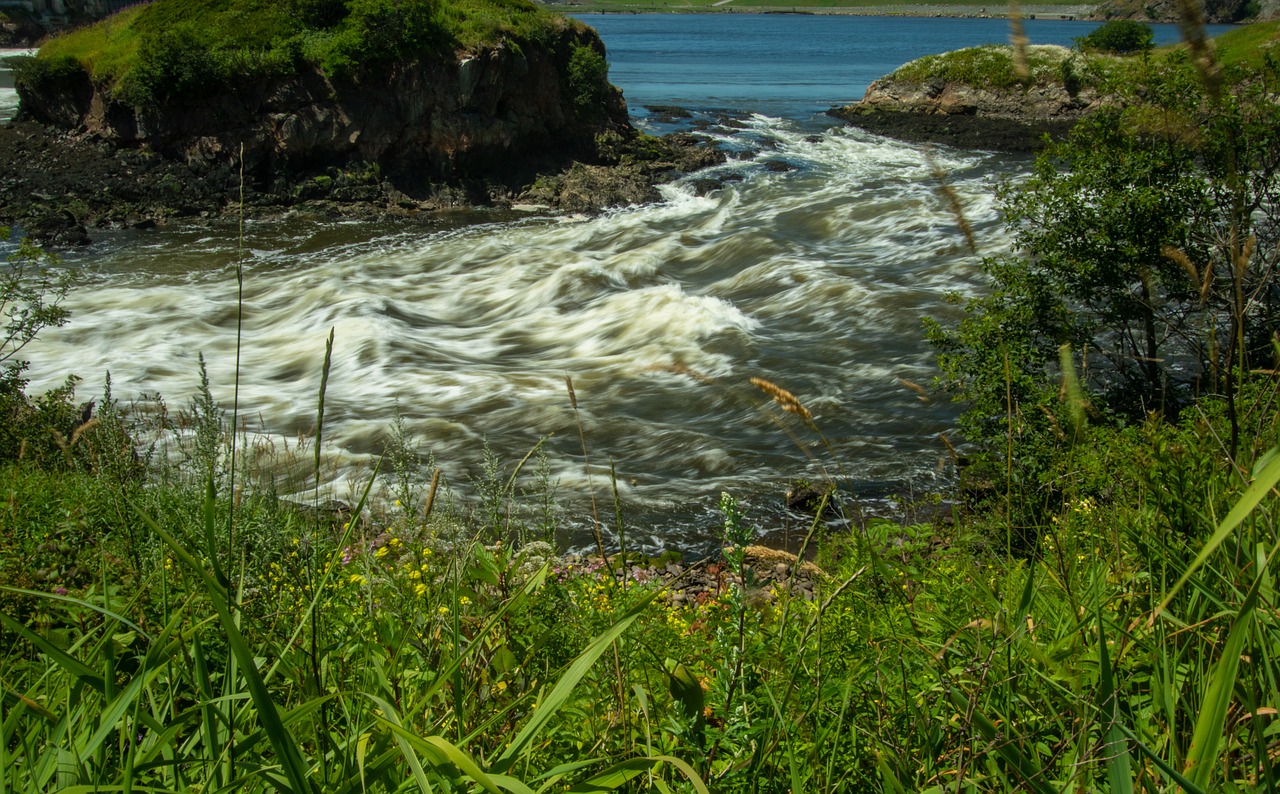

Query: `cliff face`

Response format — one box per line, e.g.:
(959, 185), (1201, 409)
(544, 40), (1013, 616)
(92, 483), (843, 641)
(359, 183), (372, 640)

(17, 25), (630, 192)
(842, 74), (1100, 121)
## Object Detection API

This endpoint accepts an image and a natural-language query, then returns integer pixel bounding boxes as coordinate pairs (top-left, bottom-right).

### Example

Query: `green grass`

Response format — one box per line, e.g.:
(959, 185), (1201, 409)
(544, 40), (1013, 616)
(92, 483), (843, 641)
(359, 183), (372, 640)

(1214, 18), (1280, 67)
(560, 0), (1087, 10)
(2, 309), (1277, 790)
(881, 19), (1280, 92)
(6, 12), (1280, 791)
(34, 0), (579, 106)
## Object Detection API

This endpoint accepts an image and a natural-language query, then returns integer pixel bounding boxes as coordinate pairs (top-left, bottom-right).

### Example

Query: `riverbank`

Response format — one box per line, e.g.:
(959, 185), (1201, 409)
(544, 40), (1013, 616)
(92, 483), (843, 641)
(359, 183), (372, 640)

(0, 116), (725, 246)
(556, 1), (1099, 19)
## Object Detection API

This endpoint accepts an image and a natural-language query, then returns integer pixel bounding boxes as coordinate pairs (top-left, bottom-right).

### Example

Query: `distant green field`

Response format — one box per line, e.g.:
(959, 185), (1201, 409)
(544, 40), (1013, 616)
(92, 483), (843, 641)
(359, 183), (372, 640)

(551, 0), (1092, 13)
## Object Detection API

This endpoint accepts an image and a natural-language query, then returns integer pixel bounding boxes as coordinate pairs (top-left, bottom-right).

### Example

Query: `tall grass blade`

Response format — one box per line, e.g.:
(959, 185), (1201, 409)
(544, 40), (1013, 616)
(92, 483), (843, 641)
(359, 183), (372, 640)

(948, 690), (1055, 794)
(494, 592), (657, 773)
(365, 697), (435, 794)
(0, 612), (104, 692)
(1154, 447), (1280, 620)
(1096, 607), (1133, 794)
(314, 328), (334, 489)
(131, 505), (314, 794)
(1183, 567), (1265, 788)
(0, 586), (150, 640)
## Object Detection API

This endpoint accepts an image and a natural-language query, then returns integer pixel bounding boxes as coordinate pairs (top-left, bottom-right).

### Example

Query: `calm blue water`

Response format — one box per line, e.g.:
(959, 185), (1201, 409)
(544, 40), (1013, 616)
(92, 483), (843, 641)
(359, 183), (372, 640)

(573, 14), (1235, 123)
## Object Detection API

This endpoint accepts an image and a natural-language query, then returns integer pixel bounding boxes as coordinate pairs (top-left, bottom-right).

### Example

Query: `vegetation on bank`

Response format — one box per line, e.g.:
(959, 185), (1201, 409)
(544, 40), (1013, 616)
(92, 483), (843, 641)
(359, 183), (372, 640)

(23, 0), (584, 107)
(886, 17), (1280, 90)
(3, 14), (1280, 794)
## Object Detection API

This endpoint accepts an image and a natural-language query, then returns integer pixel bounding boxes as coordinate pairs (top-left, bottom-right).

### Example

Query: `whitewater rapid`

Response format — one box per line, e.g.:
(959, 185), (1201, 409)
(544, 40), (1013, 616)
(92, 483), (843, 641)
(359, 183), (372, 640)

(18, 114), (1011, 550)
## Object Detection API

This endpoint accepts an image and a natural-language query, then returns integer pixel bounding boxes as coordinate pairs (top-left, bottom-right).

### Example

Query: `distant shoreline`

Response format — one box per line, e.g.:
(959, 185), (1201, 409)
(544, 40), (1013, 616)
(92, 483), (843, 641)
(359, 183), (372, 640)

(557, 4), (1100, 21)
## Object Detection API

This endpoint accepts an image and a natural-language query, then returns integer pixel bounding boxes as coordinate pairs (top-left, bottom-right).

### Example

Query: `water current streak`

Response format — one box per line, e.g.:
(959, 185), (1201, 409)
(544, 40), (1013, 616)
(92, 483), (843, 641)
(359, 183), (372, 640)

(24, 115), (1010, 550)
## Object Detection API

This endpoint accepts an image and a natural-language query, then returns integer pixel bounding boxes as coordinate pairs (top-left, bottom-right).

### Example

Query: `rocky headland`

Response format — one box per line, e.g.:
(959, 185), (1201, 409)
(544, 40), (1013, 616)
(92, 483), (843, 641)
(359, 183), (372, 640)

(829, 44), (1096, 151)
(1, 0), (724, 245)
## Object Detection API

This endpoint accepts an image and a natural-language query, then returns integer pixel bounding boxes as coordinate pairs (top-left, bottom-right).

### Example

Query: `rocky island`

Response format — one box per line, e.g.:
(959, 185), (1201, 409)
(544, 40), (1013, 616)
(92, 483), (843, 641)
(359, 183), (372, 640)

(1, 0), (722, 244)
(830, 43), (1102, 151)
(830, 19), (1280, 151)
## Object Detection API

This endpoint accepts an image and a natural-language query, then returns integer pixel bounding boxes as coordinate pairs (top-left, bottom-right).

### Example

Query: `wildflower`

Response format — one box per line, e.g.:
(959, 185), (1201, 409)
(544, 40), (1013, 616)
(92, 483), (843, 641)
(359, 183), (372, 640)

(415, 583), (427, 597)
(388, 537), (401, 547)
(437, 606), (450, 616)
(395, 499), (402, 507)
(348, 574), (367, 586)
(52, 586), (68, 596)
(410, 569), (421, 580)
(459, 596), (471, 606)
(375, 546), (390, 559)
(494, 680), (508, 693)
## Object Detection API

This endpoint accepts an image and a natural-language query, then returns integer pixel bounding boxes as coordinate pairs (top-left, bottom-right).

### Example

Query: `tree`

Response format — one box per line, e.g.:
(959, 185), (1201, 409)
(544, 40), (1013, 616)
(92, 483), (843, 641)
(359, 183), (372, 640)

(1077, 20), (1154, 54)
(2, 228), (71, 379)
(927, 53), (1280, 478)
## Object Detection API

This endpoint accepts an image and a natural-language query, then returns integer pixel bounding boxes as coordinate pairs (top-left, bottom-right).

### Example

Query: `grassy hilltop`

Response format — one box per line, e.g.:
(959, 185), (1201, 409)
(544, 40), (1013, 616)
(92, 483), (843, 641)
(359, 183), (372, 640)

(31, 0), (581, 107)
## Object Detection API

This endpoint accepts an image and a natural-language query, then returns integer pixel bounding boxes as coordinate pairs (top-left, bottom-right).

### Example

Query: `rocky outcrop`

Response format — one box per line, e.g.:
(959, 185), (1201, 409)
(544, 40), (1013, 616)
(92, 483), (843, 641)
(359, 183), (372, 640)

(17, 24), (629, 194)
(830, 46), (1096, 151)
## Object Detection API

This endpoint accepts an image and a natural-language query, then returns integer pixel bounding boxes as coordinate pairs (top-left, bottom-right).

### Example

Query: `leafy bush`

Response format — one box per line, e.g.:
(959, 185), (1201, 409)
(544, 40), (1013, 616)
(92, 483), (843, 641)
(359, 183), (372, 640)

(10, 53), (85, 91)
(926, 55), (1280, 510)
(118, 23), (220, 106)
(1077, 19), (1155, 54)
(37, 0), (574, 102)
(565, 42), (609, 117)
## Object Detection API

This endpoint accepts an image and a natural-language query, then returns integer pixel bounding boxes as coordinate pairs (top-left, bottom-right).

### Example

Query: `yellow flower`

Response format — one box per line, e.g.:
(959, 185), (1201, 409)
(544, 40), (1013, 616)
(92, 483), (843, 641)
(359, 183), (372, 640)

(410, 570), (421, 580)
(389, 537), (401, 547)
(395, 499), (402, 507)
(437, 606), (450, 616)
(415, 583), (427, 597)
(348, 574), (367, 586)
(494, 680), (508, 693)
(459, 596), (471, 606)
(376, 546), (390, 559)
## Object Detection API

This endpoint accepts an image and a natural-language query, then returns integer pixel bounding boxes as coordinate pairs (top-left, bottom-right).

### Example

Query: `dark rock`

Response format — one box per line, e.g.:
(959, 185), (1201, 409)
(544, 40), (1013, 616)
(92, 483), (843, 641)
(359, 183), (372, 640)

(24, 208), (89, 247)
(786, 479), (840, 516)
(762, 160), (796, 173)
(689, 178), (723, 196)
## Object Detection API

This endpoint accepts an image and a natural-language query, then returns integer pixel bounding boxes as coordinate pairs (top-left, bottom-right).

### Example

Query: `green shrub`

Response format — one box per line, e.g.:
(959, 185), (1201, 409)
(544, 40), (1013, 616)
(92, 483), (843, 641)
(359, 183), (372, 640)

(118, 23), (220, 106)
(565, 42), (608, 117)
(11, 53), (86, 92)
(1077, 19), (1154, 54)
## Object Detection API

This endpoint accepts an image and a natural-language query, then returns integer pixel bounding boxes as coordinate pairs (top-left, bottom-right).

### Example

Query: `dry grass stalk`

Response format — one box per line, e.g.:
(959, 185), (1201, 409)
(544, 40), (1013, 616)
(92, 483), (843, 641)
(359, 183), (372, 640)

(897, 377), (932, 403)
(1164, 244), (1216, 305)
(564, 374), (578, 410)
(51, 417), (100, 464)
(651, 361), (716, 386)
(926, 150), (978, 256)
(1007, 0), (1031, 85)
(1175, 0), (1223, 100)
(750, 377), (815, 427)
(1235, 235), (1256, 282)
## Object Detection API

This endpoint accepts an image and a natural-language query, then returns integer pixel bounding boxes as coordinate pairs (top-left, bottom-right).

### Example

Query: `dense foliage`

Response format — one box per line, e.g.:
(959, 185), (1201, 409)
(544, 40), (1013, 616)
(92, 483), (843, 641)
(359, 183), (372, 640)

(927, 44), (1280, 514)
(30, 0), (578, 107)
(1077, 19), (1155, 53)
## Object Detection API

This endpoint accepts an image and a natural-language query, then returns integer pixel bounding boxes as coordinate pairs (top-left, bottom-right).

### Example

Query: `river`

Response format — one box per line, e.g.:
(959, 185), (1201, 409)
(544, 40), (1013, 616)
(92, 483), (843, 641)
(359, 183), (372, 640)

(1, 16), (1231, 552)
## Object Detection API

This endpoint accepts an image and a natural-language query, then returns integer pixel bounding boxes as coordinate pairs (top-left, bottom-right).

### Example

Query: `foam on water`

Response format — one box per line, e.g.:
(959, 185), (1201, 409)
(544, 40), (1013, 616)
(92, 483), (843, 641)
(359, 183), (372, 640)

(19, 118), (1014, 549)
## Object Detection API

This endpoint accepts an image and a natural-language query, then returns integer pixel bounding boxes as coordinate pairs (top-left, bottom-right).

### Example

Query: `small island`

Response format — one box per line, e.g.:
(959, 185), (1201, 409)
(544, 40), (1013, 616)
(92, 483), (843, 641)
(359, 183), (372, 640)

(830, 18), (1280, 149)
(2, 0), (723, 243)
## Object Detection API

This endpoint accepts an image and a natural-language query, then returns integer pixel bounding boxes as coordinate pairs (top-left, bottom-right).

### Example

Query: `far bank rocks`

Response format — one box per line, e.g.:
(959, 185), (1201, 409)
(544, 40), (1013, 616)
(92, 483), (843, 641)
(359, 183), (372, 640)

(5, 23), (724, 244)
(830, 45), (1099, 151)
